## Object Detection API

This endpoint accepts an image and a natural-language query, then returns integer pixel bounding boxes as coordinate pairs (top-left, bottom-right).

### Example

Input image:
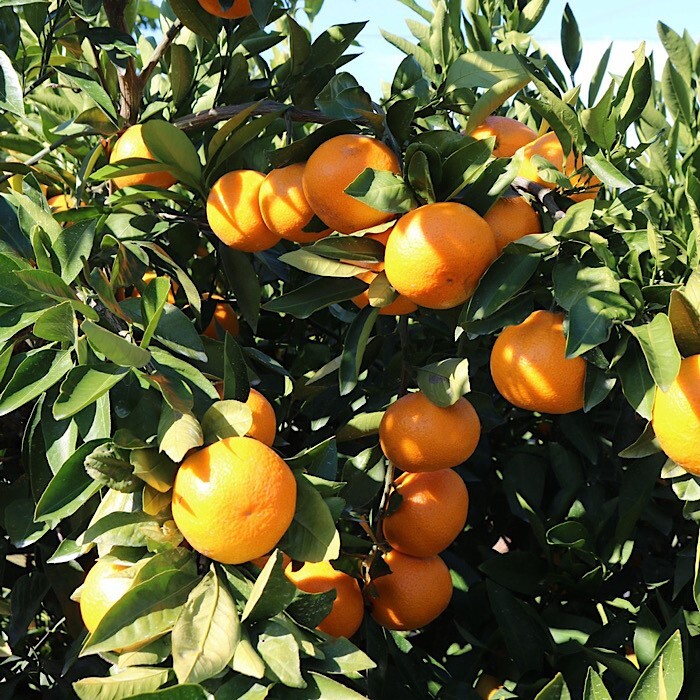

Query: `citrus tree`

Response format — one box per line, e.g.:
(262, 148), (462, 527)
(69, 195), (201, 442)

(1, 0), (700, 698)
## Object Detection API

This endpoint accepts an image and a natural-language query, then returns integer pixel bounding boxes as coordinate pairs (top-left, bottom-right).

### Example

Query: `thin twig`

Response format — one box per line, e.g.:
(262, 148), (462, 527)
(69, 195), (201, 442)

(140, 21), (183, 88)
(0, 132), (96, 186)
(174, 101), (369, 132)
(511, 176), (568, 220)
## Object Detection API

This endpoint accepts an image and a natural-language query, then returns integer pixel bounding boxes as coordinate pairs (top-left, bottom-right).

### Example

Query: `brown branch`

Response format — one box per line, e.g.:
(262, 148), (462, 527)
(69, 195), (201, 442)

(174, 101), (369, 132)
(140, 21), (183, 88)
(511, 176), (568, 220)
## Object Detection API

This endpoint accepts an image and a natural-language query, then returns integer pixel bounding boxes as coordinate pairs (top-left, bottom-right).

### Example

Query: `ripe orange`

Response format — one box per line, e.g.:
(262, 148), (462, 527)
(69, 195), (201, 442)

(384, 202), (497, 309)
(369, 550), (452, 631)
(285, 560), (365, 638)
(379, 391), (481, 472)
(203, 297), (239, 339)
(383, 470), (469, 557)
(475, 674), (504, 699)
(517, 131), (600, 200)
(110, 123), (177, 190)
(171, 437), (296, 564)
(470, 116), (537, 158)
(48, 194), (78, 212)
(351, 270), (417, 316)
(484, 196), (542, 252)
(490, 310), (586, 414)
(302, 134), (401, 234)
(652, 355), (700, 476)
(258, 163), (330, 243)
(197, 0), (250, 18)
(79, 558), (133, 634)
(213, 384), (276, 446)
(207, 170), (281, 252)
(244, 388), (276, 447)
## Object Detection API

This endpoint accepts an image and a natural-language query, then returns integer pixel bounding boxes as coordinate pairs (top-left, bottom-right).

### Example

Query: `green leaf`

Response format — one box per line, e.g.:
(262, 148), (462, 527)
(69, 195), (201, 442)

(344, 169), (415, 215)
(582, 153), (634, 189)
(201, 400), (253, 444)
(84, 442), (140, 493)
(263, 278), (368, 319)
(628, 314), (681, 392)
(131, 449), (178, 493)
(308, 236), (385, 263)
(157, 406), (203, 462)
(462, 253), (540, 325)
(565, 292), (635, 358)
(82, 565), (199, 655)
(255, 620), (305, 689)
(416, 358), (471, 408)
(54, 364), (130, 420)
(242, 550), (297, 622)
(34, 439), (107, 522)
(279, 473), (341, 562)
(560, 4), (582, 76)
(535, 673), (571, 700)
(73, 667), (171, 700)
(141, 277), (170, 349)
(303, 673), (369, 699)
(279, 250), (363, 278)
(223, 333), (250, 402)
(339, 306), (379, 396)
(56, 66), (117, 122)
(268, 120), (360, 169)
(657, 22), (692, 81)
(628, 630), (683, 700)
(661, 60), (694, 127)
(53, 218), (96, 283)
(0, 48), (24, 117)
(82, 320), (152, 368)
(5, 498), (49, 548)
(34, 302), (75, 342)
(0, 348), (73, 416)
(141, 120), (202, 188)
(15, 268), (78, 301)
(583, 668), (612, 700)
(219, 247), (261, 331)
(172, 566), (240, 684)
(129, 685), (210, 700)
(169, 0), (220, 42)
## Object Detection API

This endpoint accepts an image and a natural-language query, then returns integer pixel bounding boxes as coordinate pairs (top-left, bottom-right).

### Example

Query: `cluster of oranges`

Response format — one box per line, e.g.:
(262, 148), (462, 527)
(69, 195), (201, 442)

(79, 114), (605, 646)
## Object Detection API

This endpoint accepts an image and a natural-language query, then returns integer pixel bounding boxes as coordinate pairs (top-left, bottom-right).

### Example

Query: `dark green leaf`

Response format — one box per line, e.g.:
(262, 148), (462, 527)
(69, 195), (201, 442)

(263, 277), (367, 319)
(339, 306), (379, 396)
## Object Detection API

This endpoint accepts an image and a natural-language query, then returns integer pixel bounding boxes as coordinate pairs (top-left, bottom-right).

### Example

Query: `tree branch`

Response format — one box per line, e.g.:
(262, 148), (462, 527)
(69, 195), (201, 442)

(511, 176), (568, 220)
(140, 21), (183, 88)
(174, 101), (370, 132)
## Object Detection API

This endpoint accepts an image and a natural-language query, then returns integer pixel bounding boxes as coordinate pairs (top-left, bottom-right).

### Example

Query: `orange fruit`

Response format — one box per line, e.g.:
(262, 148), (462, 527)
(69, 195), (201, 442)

(384, 202), (497, 309)
(490, 310), (586, 414)
(285, 561), (365, 638)
(369, 550), (452, 631)
(302, 134), (401, 234)
(109, 123), (177, 190)
(379, 391), (481, 472)
(651, 355), (700, 476)
(258, 163), (330, 243)
(244, 388), (276, 447)
(250, 552), (292, 569)
(475, 674), (504, 699)
(469, 116), (537, 158)
(171, 437), (296, 564)
(383, 470), (469, 557)
(79, 558), (133, 634)
(48, 194), (78, 212)
(207, 170), (281, 252)
(351, 270), (417, 316)
(197, 0), (250, 18)
(203, 298), (240, 339)
(484, 196), (542, 252)
(517, 131), (600, 200)
(213, 384), (276, 447)
(131, 270), (177, 304)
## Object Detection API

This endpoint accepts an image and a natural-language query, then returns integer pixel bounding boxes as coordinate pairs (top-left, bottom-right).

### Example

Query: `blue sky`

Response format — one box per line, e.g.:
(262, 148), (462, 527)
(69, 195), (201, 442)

(312, 0), (700, 98)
